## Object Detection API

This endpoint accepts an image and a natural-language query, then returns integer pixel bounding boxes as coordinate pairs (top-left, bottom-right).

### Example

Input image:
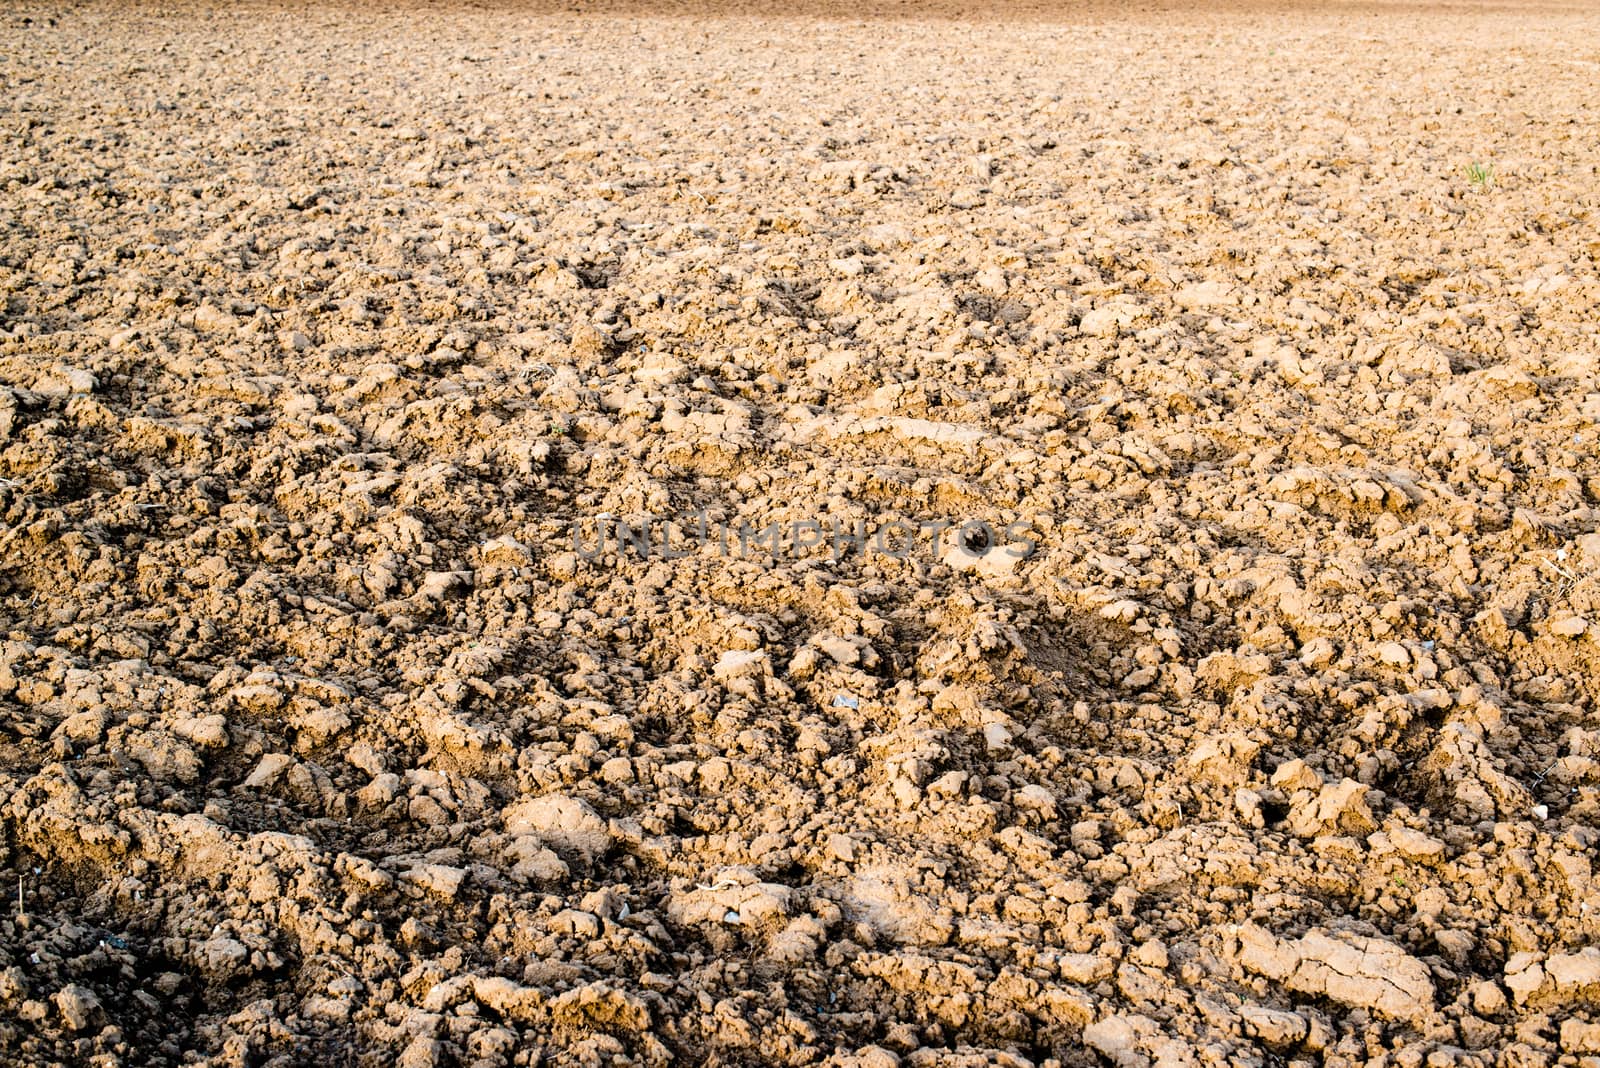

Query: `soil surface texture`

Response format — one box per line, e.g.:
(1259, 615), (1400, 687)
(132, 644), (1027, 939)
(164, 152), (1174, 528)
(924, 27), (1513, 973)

(3, 1), (1600, 1066)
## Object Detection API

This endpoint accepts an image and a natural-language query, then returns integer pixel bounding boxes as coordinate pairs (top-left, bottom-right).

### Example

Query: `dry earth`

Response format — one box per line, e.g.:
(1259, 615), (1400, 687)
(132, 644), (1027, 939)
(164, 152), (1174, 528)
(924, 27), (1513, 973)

(4, 0), (1600, 1065)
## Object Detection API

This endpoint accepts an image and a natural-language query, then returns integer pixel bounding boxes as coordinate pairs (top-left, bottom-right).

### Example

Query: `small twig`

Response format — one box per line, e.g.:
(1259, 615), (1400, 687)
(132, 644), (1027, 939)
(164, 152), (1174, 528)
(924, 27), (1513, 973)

(1530, 760), (1559, 789)
(1543, 553), (1585, 598)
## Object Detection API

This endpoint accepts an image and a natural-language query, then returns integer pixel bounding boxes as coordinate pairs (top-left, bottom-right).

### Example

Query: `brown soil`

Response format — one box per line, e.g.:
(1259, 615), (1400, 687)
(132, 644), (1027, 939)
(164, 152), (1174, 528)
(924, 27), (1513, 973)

(3, 1), (1600, 1065)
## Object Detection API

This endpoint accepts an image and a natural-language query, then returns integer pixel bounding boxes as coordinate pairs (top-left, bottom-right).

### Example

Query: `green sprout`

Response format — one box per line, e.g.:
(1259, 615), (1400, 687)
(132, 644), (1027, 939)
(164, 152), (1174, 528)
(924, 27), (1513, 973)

(1464, 161), (1494, 193)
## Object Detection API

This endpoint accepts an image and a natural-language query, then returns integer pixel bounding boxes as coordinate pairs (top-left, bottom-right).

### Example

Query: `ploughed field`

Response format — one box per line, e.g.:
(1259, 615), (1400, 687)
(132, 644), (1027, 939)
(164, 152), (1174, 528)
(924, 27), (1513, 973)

(3, 1), (1600, 1064)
